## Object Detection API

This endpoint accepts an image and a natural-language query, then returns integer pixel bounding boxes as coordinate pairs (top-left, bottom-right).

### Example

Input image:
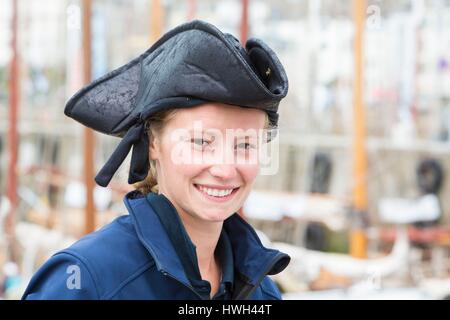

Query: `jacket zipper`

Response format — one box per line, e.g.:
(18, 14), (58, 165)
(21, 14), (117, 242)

(135, 232), (206, 300)
(160, 269), (207, 300)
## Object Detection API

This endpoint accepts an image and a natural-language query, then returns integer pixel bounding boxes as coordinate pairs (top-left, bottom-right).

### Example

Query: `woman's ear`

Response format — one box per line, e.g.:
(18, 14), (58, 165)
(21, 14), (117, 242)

(149, 135), (159, 161)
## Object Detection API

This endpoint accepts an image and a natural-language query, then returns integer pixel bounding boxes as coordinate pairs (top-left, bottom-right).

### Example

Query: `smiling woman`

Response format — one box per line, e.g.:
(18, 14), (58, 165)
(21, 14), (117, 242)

(22, 20), (290, 300)
(146, 104), (266, 220)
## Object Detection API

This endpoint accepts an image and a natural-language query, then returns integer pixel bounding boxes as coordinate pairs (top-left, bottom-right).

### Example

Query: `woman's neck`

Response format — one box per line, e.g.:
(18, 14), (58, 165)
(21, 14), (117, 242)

(158, 190), (223, 297)
(177, 209), (223, 274)
(182, 215), (222, 298)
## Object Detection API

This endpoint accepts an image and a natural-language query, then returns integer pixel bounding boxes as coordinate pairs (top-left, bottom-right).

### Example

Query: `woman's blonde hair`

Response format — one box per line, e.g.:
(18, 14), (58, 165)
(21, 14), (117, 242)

(133, 108), (178, 194)
(134, 108), (273, 195)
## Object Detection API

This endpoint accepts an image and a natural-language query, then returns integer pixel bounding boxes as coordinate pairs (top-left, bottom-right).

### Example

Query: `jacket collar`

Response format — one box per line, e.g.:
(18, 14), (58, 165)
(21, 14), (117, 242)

(123, 190), (290, 296)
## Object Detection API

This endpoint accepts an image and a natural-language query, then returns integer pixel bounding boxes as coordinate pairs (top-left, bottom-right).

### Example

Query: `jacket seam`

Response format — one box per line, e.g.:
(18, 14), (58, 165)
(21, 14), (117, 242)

(103, 260), (156, 300)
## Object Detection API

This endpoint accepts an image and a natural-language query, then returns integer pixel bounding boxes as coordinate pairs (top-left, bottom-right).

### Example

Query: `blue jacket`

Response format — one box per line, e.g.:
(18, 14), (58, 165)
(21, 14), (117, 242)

(22, 191), (290, 300)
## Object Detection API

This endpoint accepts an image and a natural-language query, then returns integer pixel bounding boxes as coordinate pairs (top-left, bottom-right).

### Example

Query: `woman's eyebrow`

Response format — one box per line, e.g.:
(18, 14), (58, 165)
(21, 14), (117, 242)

(186, 128), (259, 140)
(234, 135), (259, 143)
(186, 129), (217, 140)
(187, 128), (216, 136)
(233, 131), (259, 138)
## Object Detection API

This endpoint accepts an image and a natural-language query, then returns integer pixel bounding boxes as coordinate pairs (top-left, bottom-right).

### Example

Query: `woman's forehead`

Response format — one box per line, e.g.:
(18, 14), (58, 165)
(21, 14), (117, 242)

(168, 103), (266, 129)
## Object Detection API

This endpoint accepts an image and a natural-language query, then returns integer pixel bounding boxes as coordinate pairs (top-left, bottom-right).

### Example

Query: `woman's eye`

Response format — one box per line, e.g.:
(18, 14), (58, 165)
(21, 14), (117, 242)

(236, 142), (255, 150)
(191, 138), (210, 147)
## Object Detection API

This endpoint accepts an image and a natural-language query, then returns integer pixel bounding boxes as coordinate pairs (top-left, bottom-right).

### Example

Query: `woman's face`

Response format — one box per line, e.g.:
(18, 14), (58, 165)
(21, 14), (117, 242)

(150, 103), (267, 223)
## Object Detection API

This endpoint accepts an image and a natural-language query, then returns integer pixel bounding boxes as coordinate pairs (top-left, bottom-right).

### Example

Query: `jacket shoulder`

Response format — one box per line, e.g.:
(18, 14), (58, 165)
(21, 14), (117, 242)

(23, 215), (155, 299)
(22, 250), (100, 299)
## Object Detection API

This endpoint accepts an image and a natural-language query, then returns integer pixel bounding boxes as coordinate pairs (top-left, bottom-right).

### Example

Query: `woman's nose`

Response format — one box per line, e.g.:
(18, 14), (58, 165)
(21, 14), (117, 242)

(208, 163), (238, 180)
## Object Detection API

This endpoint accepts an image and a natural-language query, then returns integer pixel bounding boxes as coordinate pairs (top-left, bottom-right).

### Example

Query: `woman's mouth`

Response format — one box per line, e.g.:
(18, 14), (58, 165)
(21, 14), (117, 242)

(193, 184), (240, 203)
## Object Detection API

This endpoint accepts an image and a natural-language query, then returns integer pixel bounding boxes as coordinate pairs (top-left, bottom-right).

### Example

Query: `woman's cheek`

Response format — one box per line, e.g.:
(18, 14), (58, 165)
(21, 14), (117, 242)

(238, 163), (260, 182)
(174, 162), (206, 178)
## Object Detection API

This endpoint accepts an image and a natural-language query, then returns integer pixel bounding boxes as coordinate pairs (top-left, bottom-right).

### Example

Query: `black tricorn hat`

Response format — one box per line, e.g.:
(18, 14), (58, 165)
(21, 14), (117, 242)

(64, 20), (289, 187)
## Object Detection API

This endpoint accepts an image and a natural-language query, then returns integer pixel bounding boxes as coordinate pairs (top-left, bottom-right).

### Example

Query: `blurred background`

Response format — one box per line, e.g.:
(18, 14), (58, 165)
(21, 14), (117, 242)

(1, 0), (450, 299)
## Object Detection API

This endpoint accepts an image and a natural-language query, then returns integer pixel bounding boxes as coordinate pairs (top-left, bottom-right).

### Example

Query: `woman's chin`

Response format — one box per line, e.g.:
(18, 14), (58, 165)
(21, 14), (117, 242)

(195, 209), (234, 222)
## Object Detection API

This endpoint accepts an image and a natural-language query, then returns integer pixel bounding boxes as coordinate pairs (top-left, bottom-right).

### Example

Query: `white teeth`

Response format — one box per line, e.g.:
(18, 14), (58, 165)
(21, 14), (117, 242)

(197, 185), (234, 197)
